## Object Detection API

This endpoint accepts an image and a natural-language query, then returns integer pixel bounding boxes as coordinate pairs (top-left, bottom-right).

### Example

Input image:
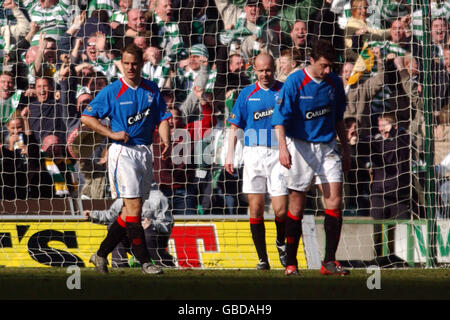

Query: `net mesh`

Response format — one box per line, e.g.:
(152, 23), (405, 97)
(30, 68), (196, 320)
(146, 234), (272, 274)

(0, 0), (449, 268)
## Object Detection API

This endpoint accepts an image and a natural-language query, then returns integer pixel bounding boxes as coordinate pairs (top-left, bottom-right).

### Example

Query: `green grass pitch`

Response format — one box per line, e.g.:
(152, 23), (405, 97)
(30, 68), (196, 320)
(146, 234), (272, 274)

(0, 267), (449, 300)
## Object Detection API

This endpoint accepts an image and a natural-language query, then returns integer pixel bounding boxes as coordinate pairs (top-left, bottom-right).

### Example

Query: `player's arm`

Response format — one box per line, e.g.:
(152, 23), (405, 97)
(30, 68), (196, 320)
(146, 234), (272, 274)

(81, 115), (129, 143)
(225, 124), (239, 175)
(334, 75), (351, 173)
(158, 119), (171, 160)
(335, 119), (351, 173)
(274, 124), (291, 169)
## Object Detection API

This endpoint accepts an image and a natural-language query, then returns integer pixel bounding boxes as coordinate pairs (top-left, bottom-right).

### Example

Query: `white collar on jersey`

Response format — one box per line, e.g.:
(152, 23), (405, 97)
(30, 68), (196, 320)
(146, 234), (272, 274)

(121, 77), (142, 90)
(257, 80), (278, 91)
(304, 67), (324, 84)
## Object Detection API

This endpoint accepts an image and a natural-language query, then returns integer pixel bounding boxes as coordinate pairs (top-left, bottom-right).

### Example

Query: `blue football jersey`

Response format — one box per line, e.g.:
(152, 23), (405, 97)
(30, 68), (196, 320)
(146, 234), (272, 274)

(272, 68), (346, 143)
(83, 78), (171, 146)
(227, 81), (283, 147)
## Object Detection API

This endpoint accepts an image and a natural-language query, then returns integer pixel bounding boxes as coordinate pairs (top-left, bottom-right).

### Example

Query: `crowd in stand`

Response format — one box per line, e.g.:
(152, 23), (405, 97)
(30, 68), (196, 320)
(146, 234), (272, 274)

(0, 0), (449, 218)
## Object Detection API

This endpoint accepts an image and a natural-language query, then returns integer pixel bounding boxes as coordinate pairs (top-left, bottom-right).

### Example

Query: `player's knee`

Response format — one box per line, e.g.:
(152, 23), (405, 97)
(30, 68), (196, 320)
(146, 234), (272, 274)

(271, 197), (288, 218)
(325, 197), (342, 212)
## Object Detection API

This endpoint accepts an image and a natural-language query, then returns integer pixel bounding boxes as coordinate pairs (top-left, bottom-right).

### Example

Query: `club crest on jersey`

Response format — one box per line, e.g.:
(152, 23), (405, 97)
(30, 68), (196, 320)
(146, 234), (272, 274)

(328, 88), (335, 101)
(127, 107), (151, 126)
(304, 105), (331, 120)
(253, 107), (274, 120)
(274, 93), (279, 102)
(148, 93), (154, 104)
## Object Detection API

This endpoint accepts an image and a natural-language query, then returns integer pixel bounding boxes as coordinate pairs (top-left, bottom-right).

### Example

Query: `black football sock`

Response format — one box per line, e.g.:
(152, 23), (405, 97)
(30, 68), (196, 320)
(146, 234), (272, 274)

(126, 216), (150, 265)
(285, 211), (302, 267)
(250, 217), (268, 262)
(323, 209), (343, 263)
(275, 215), (286, 245)
(97, 216), (127, 258)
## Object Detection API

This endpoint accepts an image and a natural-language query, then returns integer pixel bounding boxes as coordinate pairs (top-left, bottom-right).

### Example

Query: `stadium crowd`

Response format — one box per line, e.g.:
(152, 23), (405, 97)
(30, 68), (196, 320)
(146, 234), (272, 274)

(0, 0), (449, 220)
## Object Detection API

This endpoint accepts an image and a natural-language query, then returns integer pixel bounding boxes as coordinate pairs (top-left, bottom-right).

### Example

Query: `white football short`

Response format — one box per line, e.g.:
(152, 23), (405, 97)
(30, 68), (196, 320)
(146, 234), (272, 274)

(242, 146), (288, 196)
(284, 137), (342, 192)
(108, 143), (153, 199)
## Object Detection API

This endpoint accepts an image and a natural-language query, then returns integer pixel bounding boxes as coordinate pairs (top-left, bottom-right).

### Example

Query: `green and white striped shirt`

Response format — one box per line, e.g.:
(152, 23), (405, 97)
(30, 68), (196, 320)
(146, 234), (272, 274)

(380, 0), (410, 26)
(29, 0), (73, 46)
(0, 35), (4, 72)
(0, 90), (23, 125)
(219, 11), (254, 45)
(411, 1), (450, 43)
(87, 0), (119, 17)
(88, 56), (119, 83)
(337, 0), (352, 31)
(369, 40), (407, 59)
(110, 10), (127, 24)
(154, 14), (187, 63)
(176, 66), (217, 93)
(366, 0), (410, 29)
(142, 61), (171, 89)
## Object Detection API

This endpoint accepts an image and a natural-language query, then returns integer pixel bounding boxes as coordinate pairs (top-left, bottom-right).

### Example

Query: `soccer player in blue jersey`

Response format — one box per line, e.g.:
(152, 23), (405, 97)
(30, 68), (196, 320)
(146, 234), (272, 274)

(272, 39), (351, 276)
(81, 44), (172, 274)
(226, 53), (288, 270)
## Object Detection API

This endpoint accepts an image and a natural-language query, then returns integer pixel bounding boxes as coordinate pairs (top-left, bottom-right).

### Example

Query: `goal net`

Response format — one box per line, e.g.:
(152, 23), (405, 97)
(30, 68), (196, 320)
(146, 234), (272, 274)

(0, 0), (448, 269)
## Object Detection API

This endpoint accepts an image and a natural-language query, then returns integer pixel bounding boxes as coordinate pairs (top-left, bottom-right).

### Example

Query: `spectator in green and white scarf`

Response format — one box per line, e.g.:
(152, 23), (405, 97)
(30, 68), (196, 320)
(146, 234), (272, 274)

(0, 72), (27, 144)
(175, 43), (216, 102)
(110, 0), (132, 26)
(148, 0), (188, 63)
(142, 46), (172, 90)
(81, 33), (120, 83)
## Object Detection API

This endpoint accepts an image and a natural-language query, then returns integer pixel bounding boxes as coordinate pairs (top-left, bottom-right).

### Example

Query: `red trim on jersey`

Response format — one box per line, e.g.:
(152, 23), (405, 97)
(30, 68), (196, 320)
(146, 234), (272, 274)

(140, 80), (154, 93)
(323, 76), (336, 89)
(161, 114), (173, 123)
(250, 217), (264, 225)
(298, 69), (312, 92)
(247, 82), (261, 99)
(273, 80), (282, 92)
(116, 78), (129, 99)
(226, 121), (242, 129)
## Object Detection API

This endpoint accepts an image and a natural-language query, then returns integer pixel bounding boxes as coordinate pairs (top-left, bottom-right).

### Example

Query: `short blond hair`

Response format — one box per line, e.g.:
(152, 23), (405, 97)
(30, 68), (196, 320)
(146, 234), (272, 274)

(378, 112), (397, 124)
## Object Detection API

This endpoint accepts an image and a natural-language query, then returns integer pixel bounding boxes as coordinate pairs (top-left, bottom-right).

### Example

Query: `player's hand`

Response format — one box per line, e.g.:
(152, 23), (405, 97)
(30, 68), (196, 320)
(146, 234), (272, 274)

(225, 150), (235, 175)
(279, 147), (291, 169)
(225, 162), (234, 175)
(82, 210), (90, 220)
(110, 131), (129, 144)
(142, 218), (151, 229)
(160, 140), (171, 160)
